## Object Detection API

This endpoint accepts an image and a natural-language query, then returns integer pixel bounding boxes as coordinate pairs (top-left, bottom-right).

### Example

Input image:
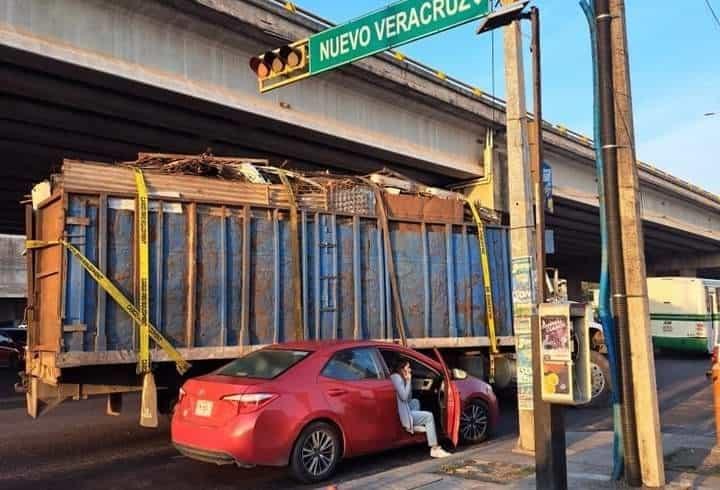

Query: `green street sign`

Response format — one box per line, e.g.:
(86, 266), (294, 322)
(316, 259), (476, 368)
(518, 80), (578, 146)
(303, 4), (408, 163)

(309, 0), (490, 75)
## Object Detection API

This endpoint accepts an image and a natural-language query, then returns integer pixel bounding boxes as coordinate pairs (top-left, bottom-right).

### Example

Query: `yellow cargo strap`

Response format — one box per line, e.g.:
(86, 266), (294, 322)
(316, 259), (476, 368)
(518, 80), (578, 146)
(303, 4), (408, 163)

(26, 239), (191, 375)
(134, 169), (151, 374)
(466, 200), (499, 381)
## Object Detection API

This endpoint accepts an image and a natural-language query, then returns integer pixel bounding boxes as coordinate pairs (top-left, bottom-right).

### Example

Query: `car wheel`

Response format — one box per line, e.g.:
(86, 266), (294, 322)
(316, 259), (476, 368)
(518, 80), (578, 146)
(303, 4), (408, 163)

(588, 351), (611, 408)
(460, 399), (490, 444)
(290, 421), (341, 484)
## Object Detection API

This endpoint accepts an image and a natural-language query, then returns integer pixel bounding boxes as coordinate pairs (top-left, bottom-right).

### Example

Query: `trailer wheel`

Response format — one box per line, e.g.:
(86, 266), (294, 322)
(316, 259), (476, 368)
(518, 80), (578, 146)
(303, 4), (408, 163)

(588, 351), (611, 407)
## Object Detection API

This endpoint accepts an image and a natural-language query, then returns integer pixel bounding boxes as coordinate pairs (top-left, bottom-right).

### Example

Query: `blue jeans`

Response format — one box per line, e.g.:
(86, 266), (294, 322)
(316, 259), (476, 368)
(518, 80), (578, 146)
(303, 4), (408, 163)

(410, 399), (438, 447)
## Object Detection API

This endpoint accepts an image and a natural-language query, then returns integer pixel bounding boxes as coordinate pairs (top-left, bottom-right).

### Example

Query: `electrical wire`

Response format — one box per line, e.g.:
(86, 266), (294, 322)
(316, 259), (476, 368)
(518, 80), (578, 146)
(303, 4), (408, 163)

(705, 0), (720, 30)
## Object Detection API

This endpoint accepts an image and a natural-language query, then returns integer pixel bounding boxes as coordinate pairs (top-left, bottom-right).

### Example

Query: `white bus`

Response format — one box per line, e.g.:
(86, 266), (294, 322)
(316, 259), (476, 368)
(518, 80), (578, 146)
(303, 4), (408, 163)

(648, 277), (720, 355)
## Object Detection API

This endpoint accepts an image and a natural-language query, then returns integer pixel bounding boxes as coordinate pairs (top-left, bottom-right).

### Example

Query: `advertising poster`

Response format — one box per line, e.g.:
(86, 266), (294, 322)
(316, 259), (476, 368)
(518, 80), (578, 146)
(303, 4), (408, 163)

(516, 330), (534, 410)
(541, 315), (570, 359)
(543, 361), (570, 396)
(511, 256), (535, 317)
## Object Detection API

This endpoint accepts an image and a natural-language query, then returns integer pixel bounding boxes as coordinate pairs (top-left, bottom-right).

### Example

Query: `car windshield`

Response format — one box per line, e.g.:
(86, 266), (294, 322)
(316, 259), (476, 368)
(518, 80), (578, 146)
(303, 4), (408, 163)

(216, 349), (310, 379)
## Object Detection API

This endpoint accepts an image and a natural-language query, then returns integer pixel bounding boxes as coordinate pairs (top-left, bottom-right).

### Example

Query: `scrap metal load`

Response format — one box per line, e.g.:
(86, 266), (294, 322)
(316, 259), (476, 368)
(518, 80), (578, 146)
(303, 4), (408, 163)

(24, 154), (513, 417)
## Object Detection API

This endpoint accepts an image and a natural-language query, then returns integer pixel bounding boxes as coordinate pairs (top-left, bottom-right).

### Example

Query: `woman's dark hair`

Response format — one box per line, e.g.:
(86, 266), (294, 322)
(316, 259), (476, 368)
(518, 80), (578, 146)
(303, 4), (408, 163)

(394, 359), (410, 374)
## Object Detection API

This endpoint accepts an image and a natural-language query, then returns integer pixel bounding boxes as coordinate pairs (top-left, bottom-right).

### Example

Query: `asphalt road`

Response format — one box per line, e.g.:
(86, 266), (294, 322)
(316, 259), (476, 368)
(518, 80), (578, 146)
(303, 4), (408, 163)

(0, 353), (712, 489)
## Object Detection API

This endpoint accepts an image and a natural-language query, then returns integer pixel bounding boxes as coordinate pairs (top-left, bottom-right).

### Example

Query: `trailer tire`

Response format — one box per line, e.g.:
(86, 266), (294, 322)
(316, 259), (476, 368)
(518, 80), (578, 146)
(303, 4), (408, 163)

(588, 351), (611, 407)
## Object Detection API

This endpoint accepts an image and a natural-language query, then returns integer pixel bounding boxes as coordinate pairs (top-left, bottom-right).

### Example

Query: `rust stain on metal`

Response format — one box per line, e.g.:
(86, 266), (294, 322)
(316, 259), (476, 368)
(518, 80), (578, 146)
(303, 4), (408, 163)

(385, 194), (464, 223)
(26, 153), (509, 405)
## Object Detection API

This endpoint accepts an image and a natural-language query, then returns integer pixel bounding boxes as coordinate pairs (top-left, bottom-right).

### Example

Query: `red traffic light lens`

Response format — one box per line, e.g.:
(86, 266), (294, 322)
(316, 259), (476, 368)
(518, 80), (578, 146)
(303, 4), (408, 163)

(249, 56), (271, 79)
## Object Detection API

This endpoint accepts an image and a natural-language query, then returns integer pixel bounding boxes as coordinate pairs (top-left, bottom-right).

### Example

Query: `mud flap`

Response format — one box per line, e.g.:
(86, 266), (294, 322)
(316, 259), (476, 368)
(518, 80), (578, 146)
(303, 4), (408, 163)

(140, 372), (158, 428)
(26, 376), (38, 419)
(107, 393), (123, 416)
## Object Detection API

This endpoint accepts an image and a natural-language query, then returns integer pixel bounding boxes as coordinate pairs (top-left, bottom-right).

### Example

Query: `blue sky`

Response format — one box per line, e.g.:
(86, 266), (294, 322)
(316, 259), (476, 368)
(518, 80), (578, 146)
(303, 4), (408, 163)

(296, 1), (720, 192)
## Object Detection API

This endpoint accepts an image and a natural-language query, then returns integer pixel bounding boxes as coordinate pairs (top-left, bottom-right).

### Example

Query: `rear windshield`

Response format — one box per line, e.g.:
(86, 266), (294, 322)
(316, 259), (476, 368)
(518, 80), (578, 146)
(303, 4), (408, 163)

(216, 349), (310, 379)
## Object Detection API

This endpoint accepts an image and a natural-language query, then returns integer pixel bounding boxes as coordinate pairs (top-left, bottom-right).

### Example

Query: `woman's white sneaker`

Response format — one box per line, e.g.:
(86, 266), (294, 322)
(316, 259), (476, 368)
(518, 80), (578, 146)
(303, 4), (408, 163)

(430, 447), (451, 458)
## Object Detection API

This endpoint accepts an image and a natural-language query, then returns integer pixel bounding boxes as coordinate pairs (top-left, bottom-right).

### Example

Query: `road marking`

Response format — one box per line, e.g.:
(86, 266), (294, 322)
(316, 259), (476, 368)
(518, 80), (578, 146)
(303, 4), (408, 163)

(568, 472), (611, 481)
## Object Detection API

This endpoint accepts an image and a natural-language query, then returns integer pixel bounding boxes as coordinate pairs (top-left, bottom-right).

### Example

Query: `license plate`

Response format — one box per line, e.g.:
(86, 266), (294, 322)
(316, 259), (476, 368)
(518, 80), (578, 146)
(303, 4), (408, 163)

(195, 400), (213, 417)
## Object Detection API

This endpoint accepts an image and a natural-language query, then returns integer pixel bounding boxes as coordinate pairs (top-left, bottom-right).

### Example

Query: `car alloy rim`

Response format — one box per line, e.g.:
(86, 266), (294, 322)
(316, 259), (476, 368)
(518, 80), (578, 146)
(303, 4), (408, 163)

(301, 429), (335, 476)
(591, 362), (605, 398)
(460, 403), (488, 441)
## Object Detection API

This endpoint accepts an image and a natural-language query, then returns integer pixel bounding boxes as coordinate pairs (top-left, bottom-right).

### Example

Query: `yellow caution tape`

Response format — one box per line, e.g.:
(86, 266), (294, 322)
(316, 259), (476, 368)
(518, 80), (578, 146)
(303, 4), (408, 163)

(134, 169), (151, 374)
(26, 239), (191, 375)
(466, 200), (499, 382)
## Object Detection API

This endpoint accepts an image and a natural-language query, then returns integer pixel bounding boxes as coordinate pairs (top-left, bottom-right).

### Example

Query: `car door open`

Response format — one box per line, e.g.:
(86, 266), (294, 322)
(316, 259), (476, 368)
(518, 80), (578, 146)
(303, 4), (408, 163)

(433, 348), (460, 447)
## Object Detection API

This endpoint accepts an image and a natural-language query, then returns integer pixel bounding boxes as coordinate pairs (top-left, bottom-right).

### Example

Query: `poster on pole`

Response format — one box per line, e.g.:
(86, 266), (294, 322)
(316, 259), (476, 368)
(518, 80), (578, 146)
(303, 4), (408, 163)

(511, 256), (536, 317)
(515, 319), (533, 410)
(542, 161), (554, 213)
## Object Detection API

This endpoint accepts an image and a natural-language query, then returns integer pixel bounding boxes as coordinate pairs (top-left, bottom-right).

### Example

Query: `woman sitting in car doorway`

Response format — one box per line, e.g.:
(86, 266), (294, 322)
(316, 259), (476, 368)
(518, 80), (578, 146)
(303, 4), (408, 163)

(390, 359), (451, 459)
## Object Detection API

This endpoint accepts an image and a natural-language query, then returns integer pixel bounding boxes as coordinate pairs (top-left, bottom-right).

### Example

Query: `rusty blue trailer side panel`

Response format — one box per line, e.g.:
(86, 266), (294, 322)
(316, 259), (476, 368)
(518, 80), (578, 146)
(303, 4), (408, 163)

(61, 195), (513, 360)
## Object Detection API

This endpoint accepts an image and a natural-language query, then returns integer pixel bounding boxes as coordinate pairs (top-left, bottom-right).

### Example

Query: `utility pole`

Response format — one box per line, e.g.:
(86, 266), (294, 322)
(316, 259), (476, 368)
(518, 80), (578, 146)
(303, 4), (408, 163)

(527, 7), (568, 489)
(609, 0), (665, 486)
(501, 0), (536, 455)
(500, 8), (568, 488)
(595, 0), (641, 485)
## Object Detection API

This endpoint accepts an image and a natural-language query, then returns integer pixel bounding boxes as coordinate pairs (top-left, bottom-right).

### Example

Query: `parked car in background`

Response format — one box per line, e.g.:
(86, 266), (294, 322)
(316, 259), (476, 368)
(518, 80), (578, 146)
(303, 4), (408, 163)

(171, 340), (498, 483)
(0, 333), (24, 369)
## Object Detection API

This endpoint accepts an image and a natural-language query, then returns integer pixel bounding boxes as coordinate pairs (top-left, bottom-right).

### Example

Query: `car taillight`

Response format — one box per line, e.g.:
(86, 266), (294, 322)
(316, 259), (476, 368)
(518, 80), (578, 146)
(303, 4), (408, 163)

(221, 393), (278, 413)
(712, 346), (719, 365)
(178, 386), (186, 402)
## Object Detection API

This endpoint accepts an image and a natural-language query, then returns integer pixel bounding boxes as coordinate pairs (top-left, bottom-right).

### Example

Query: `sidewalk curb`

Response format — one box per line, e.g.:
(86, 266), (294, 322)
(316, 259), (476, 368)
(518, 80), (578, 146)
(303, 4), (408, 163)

(335, 432), (720, 490)
(333, 436), (524, 489)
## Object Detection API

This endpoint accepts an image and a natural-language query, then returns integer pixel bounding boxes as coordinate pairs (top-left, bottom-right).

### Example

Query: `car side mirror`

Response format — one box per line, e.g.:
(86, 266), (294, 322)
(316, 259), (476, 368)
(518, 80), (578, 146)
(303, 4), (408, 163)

(452, 368), (468, 380)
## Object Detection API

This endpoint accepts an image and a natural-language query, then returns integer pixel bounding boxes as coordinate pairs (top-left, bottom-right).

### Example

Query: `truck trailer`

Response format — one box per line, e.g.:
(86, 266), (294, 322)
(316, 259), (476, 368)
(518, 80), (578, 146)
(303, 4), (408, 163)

(22, 155), (607, 422)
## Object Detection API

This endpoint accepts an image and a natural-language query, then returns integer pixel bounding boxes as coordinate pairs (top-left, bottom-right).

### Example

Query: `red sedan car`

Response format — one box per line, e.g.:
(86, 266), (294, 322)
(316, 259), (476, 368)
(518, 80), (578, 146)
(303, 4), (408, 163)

(172, 340), (498, 483)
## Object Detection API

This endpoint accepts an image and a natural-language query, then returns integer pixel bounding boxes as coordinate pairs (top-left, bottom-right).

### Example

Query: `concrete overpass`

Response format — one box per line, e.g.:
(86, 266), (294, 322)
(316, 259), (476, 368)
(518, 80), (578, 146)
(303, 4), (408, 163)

(0, 0), (719, 288)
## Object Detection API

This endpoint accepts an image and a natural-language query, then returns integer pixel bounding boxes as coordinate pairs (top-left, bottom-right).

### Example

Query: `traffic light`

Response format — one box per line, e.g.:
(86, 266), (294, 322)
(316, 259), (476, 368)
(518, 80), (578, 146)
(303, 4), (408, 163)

(249, 39), (309, 93)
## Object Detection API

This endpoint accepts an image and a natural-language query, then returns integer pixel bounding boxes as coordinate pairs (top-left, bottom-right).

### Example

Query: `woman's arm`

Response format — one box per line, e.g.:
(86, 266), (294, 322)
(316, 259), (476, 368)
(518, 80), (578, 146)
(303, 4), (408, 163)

(390, 373), (412, 402)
